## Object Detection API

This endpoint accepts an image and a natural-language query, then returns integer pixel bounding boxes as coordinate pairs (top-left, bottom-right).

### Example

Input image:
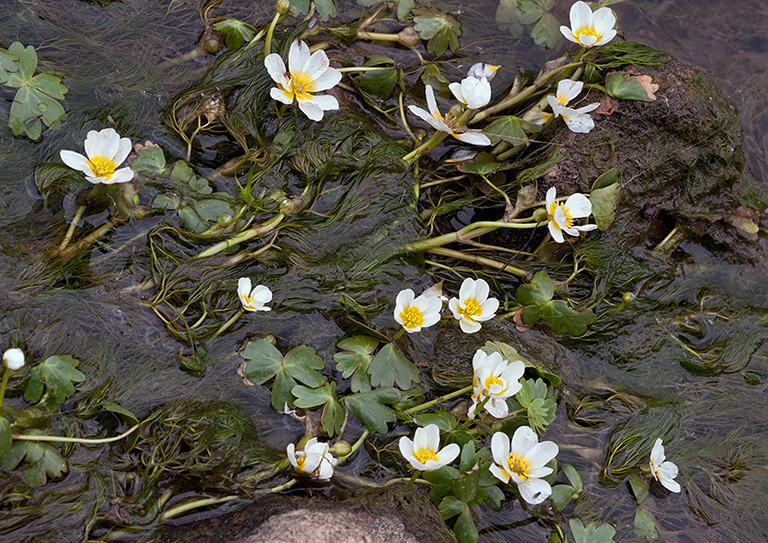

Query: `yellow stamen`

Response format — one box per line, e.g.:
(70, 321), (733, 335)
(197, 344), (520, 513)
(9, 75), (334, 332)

(399, 305), (425, 330)
(484, 374), (507, 395)
(556, 93), (569, 106)
(282, 70), (316, 102)
(508, 452), (531, 481)
(574, 26), (602, 46)
(457, 297), (482, 323)
(87, 156), (117, 179)
(414, 447), (439, 464)
(296, 455), (306, 470)
(548, 202), (575, 231)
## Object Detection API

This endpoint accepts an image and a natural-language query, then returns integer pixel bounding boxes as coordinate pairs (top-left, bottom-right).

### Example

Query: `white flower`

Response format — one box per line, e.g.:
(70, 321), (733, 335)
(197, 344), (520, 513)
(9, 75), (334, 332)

(560, 1), (617, 47)
(546, 79), (600, 133)
(448, 278), (499, 333)
(3, 348), (25, 370)
(490, 426), (559, 505)
(545, 187), (598, 243)
(399, 424), (460, 471)
(60, 128), (134, 184)
(468, 350), (525, 419)
(264, 40), (342, 121)
(408, 85), (491, 146)
(394, 288), (442, 333)
(449, 76), (491, 110)
(287, 437), (337, 480)
(237, 277), (272, 312)
(467, 63), (499, 81)
(649, 438), (681, 493)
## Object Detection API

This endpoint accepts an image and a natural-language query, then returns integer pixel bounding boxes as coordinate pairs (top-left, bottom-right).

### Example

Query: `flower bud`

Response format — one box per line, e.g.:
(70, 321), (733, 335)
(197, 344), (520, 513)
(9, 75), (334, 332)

(330, 441), (352, 456)
(622, 292), (636, 304)
(3, 348), (25, 370)
(276, 0), (291, 14)
(532, 207), (548, 222)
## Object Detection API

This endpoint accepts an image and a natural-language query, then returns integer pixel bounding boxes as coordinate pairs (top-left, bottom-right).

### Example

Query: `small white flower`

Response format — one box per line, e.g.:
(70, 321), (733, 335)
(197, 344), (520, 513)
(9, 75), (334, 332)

(546, 79), (600, 133)
(399, 424), (460, 471)
(448, 278), (499, 333)
(60, 128), (134, 184)
(264, 40), (342, 121)
(394, 288), (442, 333)
(560, 1), (617, 48)
(3, 348), (25, 370)
(468, 350), (525, 419)
(490, 426), (559, 505)
(649, 438), (681, 493)
(287, 437), (337, 480)
(467, 63), (499, 81)
(408, 85), (491, 146)
(545, 187), (598, 243)
(237, 277), (272, 312)
(449, 76), (491, 110)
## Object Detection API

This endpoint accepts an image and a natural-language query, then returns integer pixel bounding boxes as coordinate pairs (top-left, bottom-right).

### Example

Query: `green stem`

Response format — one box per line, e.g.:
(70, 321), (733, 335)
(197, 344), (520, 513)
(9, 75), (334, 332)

(356, 30), (400, 42)
(405, 470), (421, 489)
(402, 131), (448, 163)
(403, 384), (473, 416)
(264, 12), (283, 56)
(58, 220), (115, 258)
(161, 495), (240, 521)
(339, 430), (369, 463)
(0, 367), (10, 405)
(59, 205), (87, 251)
(336, 66), (388, 73)
(404, 219), (545, 254)
(392, 328), (405, 341)
(195, 213), (284, 259)
(211, 308), (245, 339)
(13, 424), (139, 444)
(427, 247), (527, 276)
(269, 478), (297, 492)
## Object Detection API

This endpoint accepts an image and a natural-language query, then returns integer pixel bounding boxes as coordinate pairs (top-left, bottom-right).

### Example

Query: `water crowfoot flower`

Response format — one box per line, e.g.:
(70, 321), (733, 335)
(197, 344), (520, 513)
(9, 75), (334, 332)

(546, 79), (600, 133)
(560, 1), (617, 48)
(237, 277), (272, 312)
(468, 350), (525, 419)
(399, 424), (460, 471)
(649, 438), (681, 493)
(467, 63), (499, 81)
(408, 85), (491, 146)
(394, 288), (442, 333)
(3, 348), (25, 370)
(264, 40), (342, 121)
(287, 437), (337, 480)
(60, 128), (134, 184)
(545, 187), (598, 243)
(448, 278), (499, 333)
(490, 426), (559, 505)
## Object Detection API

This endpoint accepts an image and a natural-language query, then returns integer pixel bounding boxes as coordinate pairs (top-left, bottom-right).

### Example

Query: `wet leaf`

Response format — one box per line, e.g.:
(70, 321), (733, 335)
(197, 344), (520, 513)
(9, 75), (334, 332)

(132, 147), (166, 174)
(293, 382), (343, 436)
(516, 270), (554, 305)
(592, 168), (619, 191)
(0, 47), (19, 83)
(290, 0), (310, 15)
(315, 0), (337, 21)
(629, 473), (650, 503)
(550, 483), (576, 512)
(483, 484), (504, 508)
(633, 509), (658, 540)
(452, 467), (480, 503)
(152, 194), (181, 210)
(484, 116), (529, 146)
(23, 355), (85, 405)
(606, 72), (655, 102)
(368, 343), (420, 390)
(395, 0), (415, 19)
(590, 180), (620, 230)
(1, 438), (67, 487)
(0, 417), (11, 457)
(421, 64), (450, 93)
(413, 8), (461, 57)
(212, 19), (256, 49)
(334, 335), (378, 393)
(438, 495), (465, 520)
(563, 464), (583, 492)
(344, 387), (400, 434)
(526, 397), (557, 432)
(414, 409), (458, 432)
(356, 67), (398, 99)
(496, 0), (524, 35)
(102, 400), (139, 426)
(522, 299), (596, 336)
(453, 506), (479, 543)
(458, 154), (501, 175)
(531, 12), (561, 48)
(569, 519), (617, 543)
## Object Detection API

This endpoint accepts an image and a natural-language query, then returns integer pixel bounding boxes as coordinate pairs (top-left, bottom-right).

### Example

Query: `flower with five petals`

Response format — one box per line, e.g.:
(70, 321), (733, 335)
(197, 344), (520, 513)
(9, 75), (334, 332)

(264, 40), (342, 121)
(408, 85), (491, 146)
(649, 438), (681, 493)
(394, 288), (442, 333)
(490, 426), (559, 505)
(287, 437), (337, 480)
(237, 277), (272, 312)
(545, 187), (598, 243)
(468, 350), (525, 419)
(560, 1), (617, 48)
(60, 128), (134, 184)
(399, 424), (460, 471)
(448, 278), (499, 333)
(546, 79), (600, 133)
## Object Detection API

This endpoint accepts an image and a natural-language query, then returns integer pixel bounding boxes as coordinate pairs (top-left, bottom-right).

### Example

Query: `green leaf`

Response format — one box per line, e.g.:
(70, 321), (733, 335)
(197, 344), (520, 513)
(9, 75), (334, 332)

(5, 42), (37, 85)
(290, 0), (310, 15)
(629, 473), (650, 503)
(283, 346), (326, 387)
(356, 68), (398, 100)
(343, 387), (400, 434)
(590, 181), (620, 230)
(592, 168), (619, 191)
(242, 339), (284, 384)
(605, 72), (655, 102)
(368, 343), (420, 390)
(550, 484), (576, 512)
(101, 400), (139, 426)
(482, 484), (504, 509)
(1, 439), (67, 486)
(23, 355), (84, 405)
(516, 270), (554, 305)
(438, 496), (465, 520)
(563, 464), (583, 493)
(292, 383), (335, 409)
(453, 506), (479, 543)
(482, 340), (561, 387)
(190, 198), (236, 223)
(395, 0), (415, 19)
(452, 469), (480, 503)
(152, 194), (181, 210)
(634, 509), (658, 540)
(271, 371), (298, 410)
(334, 337), (376, 393)
(132, 147), (166, 174)
(531, 12), (562, 48)
(458, 154), (501, 175)
(212, 19), (256, 49)
(0, 417), (11, 457)
(0, 48), (19, 83)
(412, 9), (461, 57)
(569, 519), (617, 543)
(321, 391), (344, 437)
(484, 116), (529, 147)
(315, 0), (337, 20)
(521, 299), (596, 336)
(414, 410), (458, 432)
(527, 397), (557, 433)
(496, 0), (525, 35)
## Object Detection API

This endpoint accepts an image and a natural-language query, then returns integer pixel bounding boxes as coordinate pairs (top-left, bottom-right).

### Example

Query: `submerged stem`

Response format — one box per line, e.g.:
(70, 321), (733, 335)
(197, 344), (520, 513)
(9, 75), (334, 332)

(195, 213), (284, 259)
(59, 205), (87, 252)
(212, 308), (245, 339)
(402, 384), (473, 416)
(13, 424), (139, 444)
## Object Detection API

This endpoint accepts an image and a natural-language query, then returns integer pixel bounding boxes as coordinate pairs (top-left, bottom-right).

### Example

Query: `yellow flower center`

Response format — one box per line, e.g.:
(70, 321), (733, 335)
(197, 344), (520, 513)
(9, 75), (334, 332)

(399, 305), (425, 330)
(296, 455), (306, 470)
(87, 156), (117, 179)
(414, 447), (439, 464)
(556, 93), (569, 106)
(457, 297), (482, 323)
(484, 374), (507, 395)
(283, 70), (316, 102)
(508, 452), (532, 481)
(548, 202), (574, 231)
(574, 26), (602, 46)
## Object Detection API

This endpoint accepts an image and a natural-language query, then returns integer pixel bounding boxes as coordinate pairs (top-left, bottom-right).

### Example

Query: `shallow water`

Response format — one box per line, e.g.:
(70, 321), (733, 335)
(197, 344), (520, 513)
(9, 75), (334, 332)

(0, 0), (767, 542)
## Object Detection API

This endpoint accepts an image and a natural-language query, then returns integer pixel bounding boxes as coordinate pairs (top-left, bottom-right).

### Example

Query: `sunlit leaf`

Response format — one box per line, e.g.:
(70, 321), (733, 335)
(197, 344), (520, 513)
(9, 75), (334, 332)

(132, 147), (166, 174)
(368, 343), (420, 390)
(212, 19), (256, 49)
(590, 176), (620, 230)
(293, 382), (343, 436)
(550, 483), (576, 512)
(605, 72), (655, 102)
(522, 299), (596, 336)
(23, 355), (85, 405)
(563, 464), (583, 493)
(343, 387), (400, 434)
(516, 270), (554, 306)
(334, 335), (378, 393)
(484, 116), (529, 146)
(629, 473), (650, 503)
(0, 48), (19, 83)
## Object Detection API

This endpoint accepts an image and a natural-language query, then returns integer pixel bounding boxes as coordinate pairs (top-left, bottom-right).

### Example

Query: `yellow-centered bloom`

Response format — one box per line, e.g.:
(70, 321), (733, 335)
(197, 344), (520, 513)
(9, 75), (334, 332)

(490, 426), (559, 505)
(545, 187), (597, 243)
(264, 40), (342, 121)
(287, 438), (337, 480)
(448, 278), (499, 333)
(560, 1), (617, 48)
(468, 349), (525, 419)
(546, 79), (600, 133)
(399, 424), (460, 471)
(393, 288), (442, 333)
(237, 277), (272, 312)
(649, 438), (681, 493)
(59, 128), (134, 184)
(408, 85), (491, 146)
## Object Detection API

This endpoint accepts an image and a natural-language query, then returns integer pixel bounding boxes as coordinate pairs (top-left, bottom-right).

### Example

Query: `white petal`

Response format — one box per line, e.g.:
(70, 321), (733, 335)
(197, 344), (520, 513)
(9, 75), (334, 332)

(650, 438), (665, 465)
(519, 478), (552, 505)
(113, 137), (132, 166)
(473, 278), (490, 302)
(545, 186), (556, 209)
(477, 297), (499, 321)
(574, 224), (598, 233)
(575, 102), (600, 114)
(547, 95), (563, 118)
(303, 93), (339, 112)
(459, 319), (482, 334)
(491, 431), (510, 464)
(286, 443), (298, 467)
(311, 66), (342, 92)
(399, 436), (416, 462)
(660, 477), (681, 493)
(557, 79), (583, 103)
(436, 443), (460, 465)
(449, 82), (465, 104)
(298, 100), (325, 121)
(250, 285), (273, 304)
(454, 131), (491, 146)
(490, 463), (510, 483)
(554, 206), (570, 231)
(264, 53), (287, 83)
(511, 425), (538, 456)
(579, 34), (598, 47)
(425, 85), (439, 117)
(595, 29), (617, 46)
(270, 86), (294, 105)
(59, 150), (90, 173)
(591, 8), (617, 35)
(560, 26), (579, 43)
(563, 113), (595, 133)
(548, 220), (565, 243)
(569, 1), (593, 32)
(485, 398), (509, 418)
(303, 49), (331, 82)
(408, 105), (442, 131)
(526, 441), (559, 469)
(102, 167), (134, 184)
(564, 193), (593, 218)
(288, 40), (310, 73)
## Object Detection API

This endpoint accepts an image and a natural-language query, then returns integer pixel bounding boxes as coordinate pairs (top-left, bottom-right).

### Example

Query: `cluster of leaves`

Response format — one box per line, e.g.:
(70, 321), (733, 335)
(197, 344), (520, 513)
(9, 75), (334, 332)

(496, 0), (562, 48)
(0, 42), (68, 140)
